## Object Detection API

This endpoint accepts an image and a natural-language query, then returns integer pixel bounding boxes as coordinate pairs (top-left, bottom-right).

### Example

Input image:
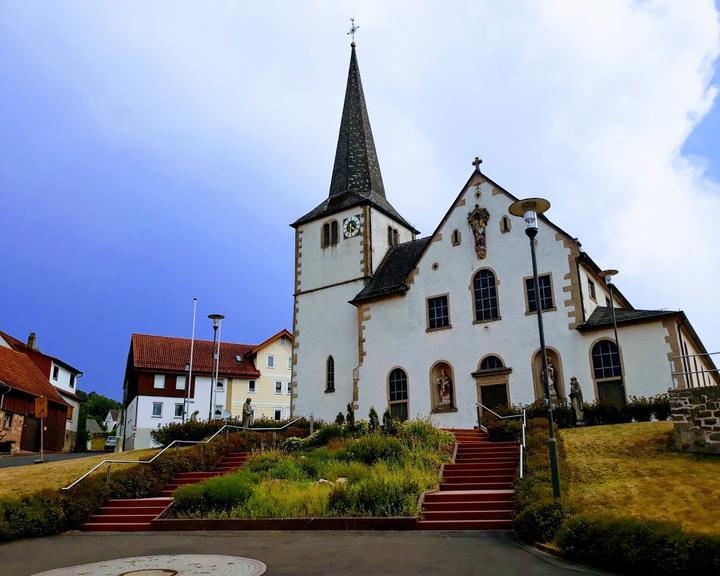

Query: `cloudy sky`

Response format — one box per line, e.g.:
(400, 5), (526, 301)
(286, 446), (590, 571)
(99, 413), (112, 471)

(1, 1), (719, 400)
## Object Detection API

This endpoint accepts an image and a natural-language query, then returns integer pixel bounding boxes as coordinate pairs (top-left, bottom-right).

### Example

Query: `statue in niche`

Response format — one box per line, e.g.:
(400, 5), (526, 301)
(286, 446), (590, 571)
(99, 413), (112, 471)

(569, 377), (585, 424)
(540, 360), (560, 403)
(467, 205), (490, 259)
(437, 368), (454, 410)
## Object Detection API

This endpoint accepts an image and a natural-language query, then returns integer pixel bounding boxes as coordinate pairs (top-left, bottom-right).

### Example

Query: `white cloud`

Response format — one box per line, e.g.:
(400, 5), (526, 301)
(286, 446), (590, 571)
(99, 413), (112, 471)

(3, 0), (719, 349)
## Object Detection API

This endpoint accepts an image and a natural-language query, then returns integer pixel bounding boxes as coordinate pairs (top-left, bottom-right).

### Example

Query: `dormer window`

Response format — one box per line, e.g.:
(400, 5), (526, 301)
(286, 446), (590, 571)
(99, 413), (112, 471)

(52, 365), (59, 381)
(235, 354), (243, 362)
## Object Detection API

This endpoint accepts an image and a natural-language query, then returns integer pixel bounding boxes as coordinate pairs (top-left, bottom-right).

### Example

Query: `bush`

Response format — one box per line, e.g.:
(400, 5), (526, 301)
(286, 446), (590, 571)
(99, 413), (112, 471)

(396, 420), (454, 452)
(627, 396), (653, 422)
(382, 410), (398, 435)
(174, 473), (256, 515)
(344, 435), (406, 465)
(514, 498), (567, 543)
(652, 395), (672, 421)
(512, 418), (567, 543)
(305, 423), (346, 447)
(368, 407), (380, 432)
(557, 515), (720, 575)
(335, 412), (345, 425)
(486, 418), (522, 442)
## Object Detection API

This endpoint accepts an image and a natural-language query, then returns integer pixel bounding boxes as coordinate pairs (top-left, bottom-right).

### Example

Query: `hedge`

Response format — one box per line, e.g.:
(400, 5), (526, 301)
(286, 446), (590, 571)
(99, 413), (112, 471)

(151, 417), (314, 446)
(557, 515), (720, 575)
(0, 433), (252, 543)
(512, 417), (568, 543)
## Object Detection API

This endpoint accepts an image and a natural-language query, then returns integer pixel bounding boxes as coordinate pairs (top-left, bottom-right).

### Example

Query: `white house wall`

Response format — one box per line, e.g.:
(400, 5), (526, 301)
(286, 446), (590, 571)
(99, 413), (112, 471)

(369, 208), (415, 273)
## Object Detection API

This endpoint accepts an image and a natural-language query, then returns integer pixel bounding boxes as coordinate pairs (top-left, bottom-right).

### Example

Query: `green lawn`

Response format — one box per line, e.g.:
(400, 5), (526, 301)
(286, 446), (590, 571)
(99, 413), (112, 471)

(561, 422), (720, 535)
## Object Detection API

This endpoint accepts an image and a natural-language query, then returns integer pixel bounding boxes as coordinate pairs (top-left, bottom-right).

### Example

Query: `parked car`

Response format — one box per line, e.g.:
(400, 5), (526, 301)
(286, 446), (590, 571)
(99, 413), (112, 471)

(104, 435), (117, 452)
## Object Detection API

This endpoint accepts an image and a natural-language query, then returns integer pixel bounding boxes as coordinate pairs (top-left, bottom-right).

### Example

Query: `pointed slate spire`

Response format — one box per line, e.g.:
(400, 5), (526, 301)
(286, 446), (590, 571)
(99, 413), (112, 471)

(328, 43), (386, 199)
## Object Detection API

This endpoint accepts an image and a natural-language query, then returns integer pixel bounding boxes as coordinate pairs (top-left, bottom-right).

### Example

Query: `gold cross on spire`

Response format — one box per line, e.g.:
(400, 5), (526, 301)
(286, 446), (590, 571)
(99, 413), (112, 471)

(348, 18), (359, 45)
(472, 156), (483, 170)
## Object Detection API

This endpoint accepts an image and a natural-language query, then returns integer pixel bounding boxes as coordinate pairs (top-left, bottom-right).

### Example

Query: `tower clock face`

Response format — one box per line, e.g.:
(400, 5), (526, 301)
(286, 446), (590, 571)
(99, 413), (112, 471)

(343, 215), (361, 238)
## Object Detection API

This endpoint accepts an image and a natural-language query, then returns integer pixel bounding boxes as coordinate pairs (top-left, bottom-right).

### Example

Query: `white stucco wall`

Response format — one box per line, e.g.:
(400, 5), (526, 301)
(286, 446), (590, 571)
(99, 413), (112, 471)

(369, 207), (415, 273)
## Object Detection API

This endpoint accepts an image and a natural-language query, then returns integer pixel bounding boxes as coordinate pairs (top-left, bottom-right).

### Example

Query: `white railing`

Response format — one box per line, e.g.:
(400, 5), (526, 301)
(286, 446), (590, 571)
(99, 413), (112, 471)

(476, 403), (527, 479)
(62, 413), (313, 491)
(669, 351), (720, 389)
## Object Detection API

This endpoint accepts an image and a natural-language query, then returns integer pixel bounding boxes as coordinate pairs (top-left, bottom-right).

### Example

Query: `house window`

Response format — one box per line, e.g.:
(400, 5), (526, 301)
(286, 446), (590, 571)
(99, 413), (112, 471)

(326, 356), (335, 392)
(3, 412), (13, 428)
(480, 355), (504, 371)
(66, 406), (74, 421)
(473, 269), (499, 322)
(52, 365), (59, 381)
(176, 375), (186, 390)
(287, 382), (292, 395)
(500, 216), (511, 233)
(605, 296), (611, 307)
(214, 405), (223, 418)
(388, 368), (409, 421)
(216, 379), (224, 390)
(152, 402), (163, 417)
(592, 340), (622, 379)
(427, 295), (450, 330)
(267, 355), (275, 368)
(451, 229), (461, 246)
(274, 409), (282, 421)
(174, 403), (184, 418)
(248, 380), (256, 393)
(154, 374), (165, 389)
(588, 279), (597, 301)
(275, 381), (283, 394)
(287, 357), (292, 370)
(525, 274), (554, 312)
(69, 374), (76, 388)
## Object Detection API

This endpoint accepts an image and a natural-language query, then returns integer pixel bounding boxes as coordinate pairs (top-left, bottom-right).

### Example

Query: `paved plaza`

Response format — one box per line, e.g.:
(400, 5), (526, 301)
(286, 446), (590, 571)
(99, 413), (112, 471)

(0, 531), (610, 576)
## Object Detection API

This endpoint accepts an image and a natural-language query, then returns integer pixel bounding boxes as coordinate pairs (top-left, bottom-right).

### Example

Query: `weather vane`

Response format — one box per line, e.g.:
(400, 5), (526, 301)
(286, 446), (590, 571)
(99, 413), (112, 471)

(347, 18), (359, 44)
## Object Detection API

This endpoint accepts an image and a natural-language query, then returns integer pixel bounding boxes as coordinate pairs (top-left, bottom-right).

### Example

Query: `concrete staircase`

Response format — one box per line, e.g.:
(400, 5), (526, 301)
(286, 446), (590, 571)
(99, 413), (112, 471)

(418, 429), (517, 530)
(81, 451), (249, 531)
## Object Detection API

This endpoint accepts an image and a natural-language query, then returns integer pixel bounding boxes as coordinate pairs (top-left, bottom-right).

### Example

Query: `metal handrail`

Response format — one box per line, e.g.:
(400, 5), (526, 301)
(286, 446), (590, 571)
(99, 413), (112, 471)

(476, 403), (526, 479)
(62, 413), (313, 491)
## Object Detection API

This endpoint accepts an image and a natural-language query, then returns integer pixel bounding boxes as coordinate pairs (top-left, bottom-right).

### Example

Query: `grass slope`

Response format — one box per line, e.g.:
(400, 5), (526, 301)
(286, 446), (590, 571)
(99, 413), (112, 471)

(562, 422), (720, 535)
(0, 449), (159, 499)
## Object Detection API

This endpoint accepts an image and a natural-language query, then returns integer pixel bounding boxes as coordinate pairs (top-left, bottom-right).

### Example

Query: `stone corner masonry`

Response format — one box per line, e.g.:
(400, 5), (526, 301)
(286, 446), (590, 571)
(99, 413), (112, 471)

(669, 386), (720, 455)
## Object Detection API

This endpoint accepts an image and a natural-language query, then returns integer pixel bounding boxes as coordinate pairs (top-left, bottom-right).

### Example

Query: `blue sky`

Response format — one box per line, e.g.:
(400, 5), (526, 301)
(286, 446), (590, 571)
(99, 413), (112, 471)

(1, 2), (719, 401)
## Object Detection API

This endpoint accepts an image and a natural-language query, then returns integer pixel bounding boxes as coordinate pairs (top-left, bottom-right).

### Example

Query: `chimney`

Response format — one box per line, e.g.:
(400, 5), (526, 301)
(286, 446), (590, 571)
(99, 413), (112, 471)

(27, 332), (37, 349)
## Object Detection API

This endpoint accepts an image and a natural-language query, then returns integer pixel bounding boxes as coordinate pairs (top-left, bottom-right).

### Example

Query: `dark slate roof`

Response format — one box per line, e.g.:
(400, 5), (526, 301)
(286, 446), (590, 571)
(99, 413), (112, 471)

(291, 44), (418, 233)
(577, 306), (678, 332)
(351, 237), (432, 304)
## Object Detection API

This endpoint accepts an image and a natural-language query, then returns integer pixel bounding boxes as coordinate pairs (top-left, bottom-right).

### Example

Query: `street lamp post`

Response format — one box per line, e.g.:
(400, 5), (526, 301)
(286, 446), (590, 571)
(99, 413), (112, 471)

(509, 197), (561, 499)
(598, 269), (625, 402)
(207, 314), (225, 421)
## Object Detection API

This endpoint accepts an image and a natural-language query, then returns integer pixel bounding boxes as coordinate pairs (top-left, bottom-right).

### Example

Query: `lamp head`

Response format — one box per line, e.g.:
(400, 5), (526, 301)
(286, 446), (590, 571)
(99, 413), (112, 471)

(208, 313), (225, 328)
(598, 269), (619, 285)
(508, 197), (550, 236)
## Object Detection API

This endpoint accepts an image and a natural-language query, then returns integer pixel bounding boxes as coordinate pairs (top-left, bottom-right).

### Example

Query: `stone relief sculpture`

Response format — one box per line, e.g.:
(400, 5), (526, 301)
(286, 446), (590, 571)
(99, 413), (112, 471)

(569, 377), (585, 423)
(467, 205), (490, 259)
(437, 368), (454, 410)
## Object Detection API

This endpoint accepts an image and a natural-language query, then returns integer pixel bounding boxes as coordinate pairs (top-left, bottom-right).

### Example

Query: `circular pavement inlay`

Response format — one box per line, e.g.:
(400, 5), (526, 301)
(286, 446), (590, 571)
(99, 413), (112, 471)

(31, 555), (267, 576)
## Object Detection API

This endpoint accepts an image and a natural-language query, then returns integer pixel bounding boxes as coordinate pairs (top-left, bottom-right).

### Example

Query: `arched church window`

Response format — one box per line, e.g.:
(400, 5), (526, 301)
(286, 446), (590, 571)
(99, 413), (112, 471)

(473, 269), (499, 322)
(480, 355), (504, 371)
(330, 220), (339, 245)
(387, 226), (399, 247)
(326, 356), (335, 393)
(500, 216), (512, 234)
(393, 228), (399, 246)
(591, 340), (621, 380)
(451, 229), (461, 246)
(388, 368), (408, 421)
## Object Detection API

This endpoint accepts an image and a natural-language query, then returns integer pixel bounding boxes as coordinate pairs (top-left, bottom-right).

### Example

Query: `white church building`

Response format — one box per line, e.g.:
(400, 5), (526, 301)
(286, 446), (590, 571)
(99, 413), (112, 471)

(290, 43), (717, 428)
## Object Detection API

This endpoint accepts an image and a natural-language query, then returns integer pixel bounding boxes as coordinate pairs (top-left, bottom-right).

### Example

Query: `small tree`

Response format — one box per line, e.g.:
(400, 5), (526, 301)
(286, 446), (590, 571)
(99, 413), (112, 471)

(335, 412), (346, 425)
(382, 409), (397, 435)
(368, 407), (380, 432)
(346, 403), (355, 429)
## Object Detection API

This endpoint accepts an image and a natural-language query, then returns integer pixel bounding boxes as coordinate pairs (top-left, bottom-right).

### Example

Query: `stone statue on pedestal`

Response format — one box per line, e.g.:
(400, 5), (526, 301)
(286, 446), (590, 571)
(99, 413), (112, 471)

(569, 377), (585, 423)
(241, 398), (253, 427)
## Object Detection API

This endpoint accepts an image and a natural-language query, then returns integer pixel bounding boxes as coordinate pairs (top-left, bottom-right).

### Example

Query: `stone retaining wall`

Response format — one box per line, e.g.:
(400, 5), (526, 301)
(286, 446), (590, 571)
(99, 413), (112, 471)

(669, 386), (720, 454)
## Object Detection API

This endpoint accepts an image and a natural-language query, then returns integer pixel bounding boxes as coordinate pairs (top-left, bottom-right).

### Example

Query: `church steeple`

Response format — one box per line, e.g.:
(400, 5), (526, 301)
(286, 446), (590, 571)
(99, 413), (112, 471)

(328, 43), (386, 199)
(291, 41), (418, 234)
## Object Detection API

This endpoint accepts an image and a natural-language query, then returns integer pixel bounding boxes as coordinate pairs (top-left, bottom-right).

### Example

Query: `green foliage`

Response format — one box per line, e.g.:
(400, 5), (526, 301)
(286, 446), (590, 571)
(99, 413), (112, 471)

(305, 423), (346, 447)
(395, 419), (454, 452)
(382, 410), (398, 435)
(486, 418), (522, 442)
(335, 412), (346, 425)
(368, 407), (380, 432)
(151, 419), (310, 448)
(513, 418), (568, 543)
(651, 395), (672, 421)
(0, 433), (248, 543)
(557, 515), (720, 575)
(174, 473), (256, 515)
(75, 390), (122, 450)
(626, 396), (653, 422)
(343, 435), (406, 465)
